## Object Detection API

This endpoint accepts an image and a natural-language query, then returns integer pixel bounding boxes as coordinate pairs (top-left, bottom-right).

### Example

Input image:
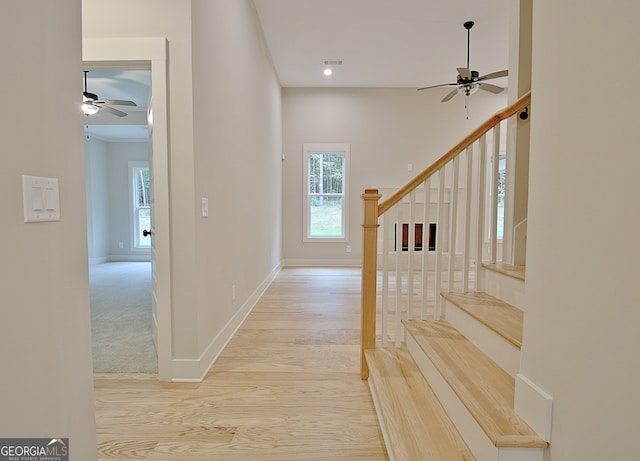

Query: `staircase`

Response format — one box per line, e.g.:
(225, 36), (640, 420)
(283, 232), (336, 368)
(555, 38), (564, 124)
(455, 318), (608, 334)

(359, 93), (548, 460)
(366, 264), (546, 460)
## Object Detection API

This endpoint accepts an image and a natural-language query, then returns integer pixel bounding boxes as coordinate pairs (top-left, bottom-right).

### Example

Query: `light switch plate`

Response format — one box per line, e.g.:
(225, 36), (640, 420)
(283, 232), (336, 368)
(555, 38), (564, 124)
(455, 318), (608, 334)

(201, 197), (209, 217)
(23, 175), (60, 222)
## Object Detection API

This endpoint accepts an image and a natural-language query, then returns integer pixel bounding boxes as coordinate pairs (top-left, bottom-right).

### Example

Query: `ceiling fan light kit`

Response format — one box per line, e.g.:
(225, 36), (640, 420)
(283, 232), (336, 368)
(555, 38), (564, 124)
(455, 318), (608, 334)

(418, 20), (508, 107)
(82, 70), (137, 117)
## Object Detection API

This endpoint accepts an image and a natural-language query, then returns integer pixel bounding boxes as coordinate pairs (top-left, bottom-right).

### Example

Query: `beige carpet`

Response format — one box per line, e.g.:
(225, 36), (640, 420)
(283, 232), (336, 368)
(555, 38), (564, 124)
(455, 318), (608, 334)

(89, 262), (157, 373)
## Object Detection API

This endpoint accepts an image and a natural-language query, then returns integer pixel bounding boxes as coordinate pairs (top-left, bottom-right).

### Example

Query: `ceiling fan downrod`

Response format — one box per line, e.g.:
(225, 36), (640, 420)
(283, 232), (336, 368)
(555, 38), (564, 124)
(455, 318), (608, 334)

(464, 21), (474, 70)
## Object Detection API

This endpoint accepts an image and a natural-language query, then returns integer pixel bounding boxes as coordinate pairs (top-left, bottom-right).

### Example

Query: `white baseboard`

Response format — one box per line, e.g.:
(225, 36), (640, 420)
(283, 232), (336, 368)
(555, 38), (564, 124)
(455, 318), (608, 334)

(88, 256), (110, 265)
(108, 254), (151, 262)
(282, 258), (361, 267)
(514, 373), (553, 442)
(170, 263), (282, 382)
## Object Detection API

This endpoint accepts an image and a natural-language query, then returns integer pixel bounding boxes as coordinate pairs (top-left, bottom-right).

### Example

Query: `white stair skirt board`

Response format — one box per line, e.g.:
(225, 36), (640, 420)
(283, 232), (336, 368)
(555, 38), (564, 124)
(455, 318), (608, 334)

(367, 377), (396, 461)
(515, 374), (553, 443)
(444, 298), (521, 377)
(480, 268), (526, 310)
(406, 335), (544, 461)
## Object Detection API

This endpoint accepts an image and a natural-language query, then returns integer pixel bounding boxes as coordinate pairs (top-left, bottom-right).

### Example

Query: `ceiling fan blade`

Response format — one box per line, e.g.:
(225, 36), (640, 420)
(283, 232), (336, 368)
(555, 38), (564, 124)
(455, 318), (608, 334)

(457, 67), (472, 80)
(478, 70), (508, 81)
(441, 89), (458, 102)
(95, 99), (137, 107)
(99, 105), (128, 117)
(478, 82), (505, 94)
(417, 83), (456, 91)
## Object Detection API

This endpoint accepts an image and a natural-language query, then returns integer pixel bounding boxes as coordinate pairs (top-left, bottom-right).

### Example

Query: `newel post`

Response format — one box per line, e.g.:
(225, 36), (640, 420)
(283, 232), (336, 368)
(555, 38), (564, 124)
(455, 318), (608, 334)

(361, 189), (381, 380)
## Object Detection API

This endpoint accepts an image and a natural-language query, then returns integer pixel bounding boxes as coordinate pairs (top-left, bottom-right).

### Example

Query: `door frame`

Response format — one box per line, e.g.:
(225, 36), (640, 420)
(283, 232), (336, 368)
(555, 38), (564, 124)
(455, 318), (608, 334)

(83, 38), (172, 380)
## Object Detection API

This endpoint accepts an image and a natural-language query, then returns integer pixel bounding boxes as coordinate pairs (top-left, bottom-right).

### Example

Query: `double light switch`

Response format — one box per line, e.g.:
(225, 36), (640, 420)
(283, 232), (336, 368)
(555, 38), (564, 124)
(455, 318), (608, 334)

(22, 175), (61, 223)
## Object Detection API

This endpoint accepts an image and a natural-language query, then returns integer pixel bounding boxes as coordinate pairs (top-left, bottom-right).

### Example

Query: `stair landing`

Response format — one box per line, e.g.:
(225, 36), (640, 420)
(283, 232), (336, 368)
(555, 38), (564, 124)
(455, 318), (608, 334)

(481, 262), (525, 281)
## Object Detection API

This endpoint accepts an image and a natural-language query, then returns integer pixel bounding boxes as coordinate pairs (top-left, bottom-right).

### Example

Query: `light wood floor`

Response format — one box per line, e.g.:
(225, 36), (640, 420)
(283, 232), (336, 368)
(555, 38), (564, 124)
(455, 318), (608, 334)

(94, 267), (389, 461)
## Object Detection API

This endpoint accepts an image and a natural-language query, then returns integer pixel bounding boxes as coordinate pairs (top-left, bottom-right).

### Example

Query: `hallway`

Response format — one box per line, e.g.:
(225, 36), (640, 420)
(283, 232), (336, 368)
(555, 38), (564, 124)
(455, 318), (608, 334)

(93, 267), (388, 460)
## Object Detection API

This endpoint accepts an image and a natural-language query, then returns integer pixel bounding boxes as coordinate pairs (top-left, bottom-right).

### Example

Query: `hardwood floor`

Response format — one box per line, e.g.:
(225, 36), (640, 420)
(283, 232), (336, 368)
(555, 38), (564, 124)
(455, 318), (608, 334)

(94, 267), (389, 460)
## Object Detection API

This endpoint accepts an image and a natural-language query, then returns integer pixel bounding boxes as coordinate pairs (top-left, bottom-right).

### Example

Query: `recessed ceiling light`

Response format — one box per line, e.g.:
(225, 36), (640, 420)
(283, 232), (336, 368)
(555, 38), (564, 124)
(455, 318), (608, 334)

(323, 68), (333, 76)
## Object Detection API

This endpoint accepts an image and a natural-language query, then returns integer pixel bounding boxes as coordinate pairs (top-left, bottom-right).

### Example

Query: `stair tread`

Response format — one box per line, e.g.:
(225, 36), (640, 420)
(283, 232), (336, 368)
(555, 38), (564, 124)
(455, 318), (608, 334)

(441, 291), (523, 348)
(482, 262), (525, 281)
(365, 347), (476, 461)
(404, 319), (547, 449)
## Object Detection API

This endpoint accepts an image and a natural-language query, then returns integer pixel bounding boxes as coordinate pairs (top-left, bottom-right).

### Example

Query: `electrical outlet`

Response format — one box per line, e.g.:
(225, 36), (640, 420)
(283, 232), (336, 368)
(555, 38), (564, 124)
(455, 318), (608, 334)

(346, 245), (352, 253)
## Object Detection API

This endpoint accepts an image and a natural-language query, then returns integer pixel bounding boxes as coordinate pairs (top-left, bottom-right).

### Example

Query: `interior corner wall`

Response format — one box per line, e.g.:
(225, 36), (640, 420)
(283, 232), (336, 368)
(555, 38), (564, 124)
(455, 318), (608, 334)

(85, 136), (111, 264)
(282, 87), (507, 265)
(191, 0), (283, 368)
(0, 1), (97, 458)
(522, 1), (640, 459)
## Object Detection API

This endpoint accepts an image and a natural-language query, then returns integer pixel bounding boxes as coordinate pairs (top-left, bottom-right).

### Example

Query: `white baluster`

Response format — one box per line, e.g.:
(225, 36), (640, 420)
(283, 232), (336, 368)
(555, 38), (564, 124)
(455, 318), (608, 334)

(476, 134), (487, 292)
(407, 190), (415, 320)
(490, 123), (501, 264)
(395, 205), (402, 347)
(463, 145), (473, 293)
(421, 178), (431, 319)
(381, 211), (391, 348)
(448, 156), (460, 293)
(434, 167), (446, 319)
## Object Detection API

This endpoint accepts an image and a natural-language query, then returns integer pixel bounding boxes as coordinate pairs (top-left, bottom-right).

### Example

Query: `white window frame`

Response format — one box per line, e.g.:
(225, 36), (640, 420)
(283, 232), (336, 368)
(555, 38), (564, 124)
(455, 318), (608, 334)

(128, 161), (151, 250)
(303, 143), (350, 243)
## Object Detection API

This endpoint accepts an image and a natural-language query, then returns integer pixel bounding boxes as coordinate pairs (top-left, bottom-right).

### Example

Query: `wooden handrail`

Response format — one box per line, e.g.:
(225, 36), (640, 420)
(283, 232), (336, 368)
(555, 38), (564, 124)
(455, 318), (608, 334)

(378, 91), (531, 216)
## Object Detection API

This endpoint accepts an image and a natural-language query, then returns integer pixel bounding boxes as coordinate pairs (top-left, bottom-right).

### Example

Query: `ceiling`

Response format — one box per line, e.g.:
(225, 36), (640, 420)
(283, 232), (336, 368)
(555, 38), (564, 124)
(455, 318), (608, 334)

(252, 0), (510, 88)
(84, 0), (510, 140)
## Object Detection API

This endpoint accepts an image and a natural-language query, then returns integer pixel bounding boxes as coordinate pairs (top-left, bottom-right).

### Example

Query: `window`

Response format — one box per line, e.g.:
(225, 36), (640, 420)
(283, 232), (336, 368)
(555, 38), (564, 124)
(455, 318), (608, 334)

(130, 162), (151, 249)
(303, 144), (350, 242)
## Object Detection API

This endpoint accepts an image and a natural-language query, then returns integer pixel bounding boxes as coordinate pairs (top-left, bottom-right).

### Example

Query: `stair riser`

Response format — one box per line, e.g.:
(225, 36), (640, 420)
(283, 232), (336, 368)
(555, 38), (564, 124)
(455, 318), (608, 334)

(479, 269), (525, 310)
(406, 334), (543, 461)
(444, 299), (520, 377)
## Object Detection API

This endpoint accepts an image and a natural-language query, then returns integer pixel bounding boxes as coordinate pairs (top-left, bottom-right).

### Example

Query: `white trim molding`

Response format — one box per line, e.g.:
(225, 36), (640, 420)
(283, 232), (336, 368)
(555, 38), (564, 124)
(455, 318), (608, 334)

(514, 373), (553, 442)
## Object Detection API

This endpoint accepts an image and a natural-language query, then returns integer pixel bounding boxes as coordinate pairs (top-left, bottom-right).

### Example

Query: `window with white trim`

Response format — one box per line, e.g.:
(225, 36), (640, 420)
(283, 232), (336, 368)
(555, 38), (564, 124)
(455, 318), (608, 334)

(303, 144), (350, 242)
(129, 161), (151, 249)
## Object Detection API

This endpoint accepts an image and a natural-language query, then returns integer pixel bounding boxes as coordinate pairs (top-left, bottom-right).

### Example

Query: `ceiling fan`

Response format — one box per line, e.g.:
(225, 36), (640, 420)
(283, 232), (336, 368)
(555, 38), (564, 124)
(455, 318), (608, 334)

(418, 21), (508, 103)
(82, 70), (137, 117)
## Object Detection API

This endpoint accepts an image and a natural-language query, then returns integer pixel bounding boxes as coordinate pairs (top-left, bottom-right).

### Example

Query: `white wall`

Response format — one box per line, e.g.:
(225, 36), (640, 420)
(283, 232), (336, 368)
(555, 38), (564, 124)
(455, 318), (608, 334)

(191, 0), (283, 362)
(522, 1), (640, 459)
(85, 136), (110, 263)
(282, 87), (507, 265)
(107, 141), (150, 261)
(83, 0), (282, 377)
(0, 1), (97, 458)
(85, 137), (151, 263)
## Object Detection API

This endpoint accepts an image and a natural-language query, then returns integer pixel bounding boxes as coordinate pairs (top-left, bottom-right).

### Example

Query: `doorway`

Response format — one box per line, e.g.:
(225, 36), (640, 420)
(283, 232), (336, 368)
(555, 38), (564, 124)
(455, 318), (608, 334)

(83, 37), (172, 380)
(84, 67), (155, 372)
